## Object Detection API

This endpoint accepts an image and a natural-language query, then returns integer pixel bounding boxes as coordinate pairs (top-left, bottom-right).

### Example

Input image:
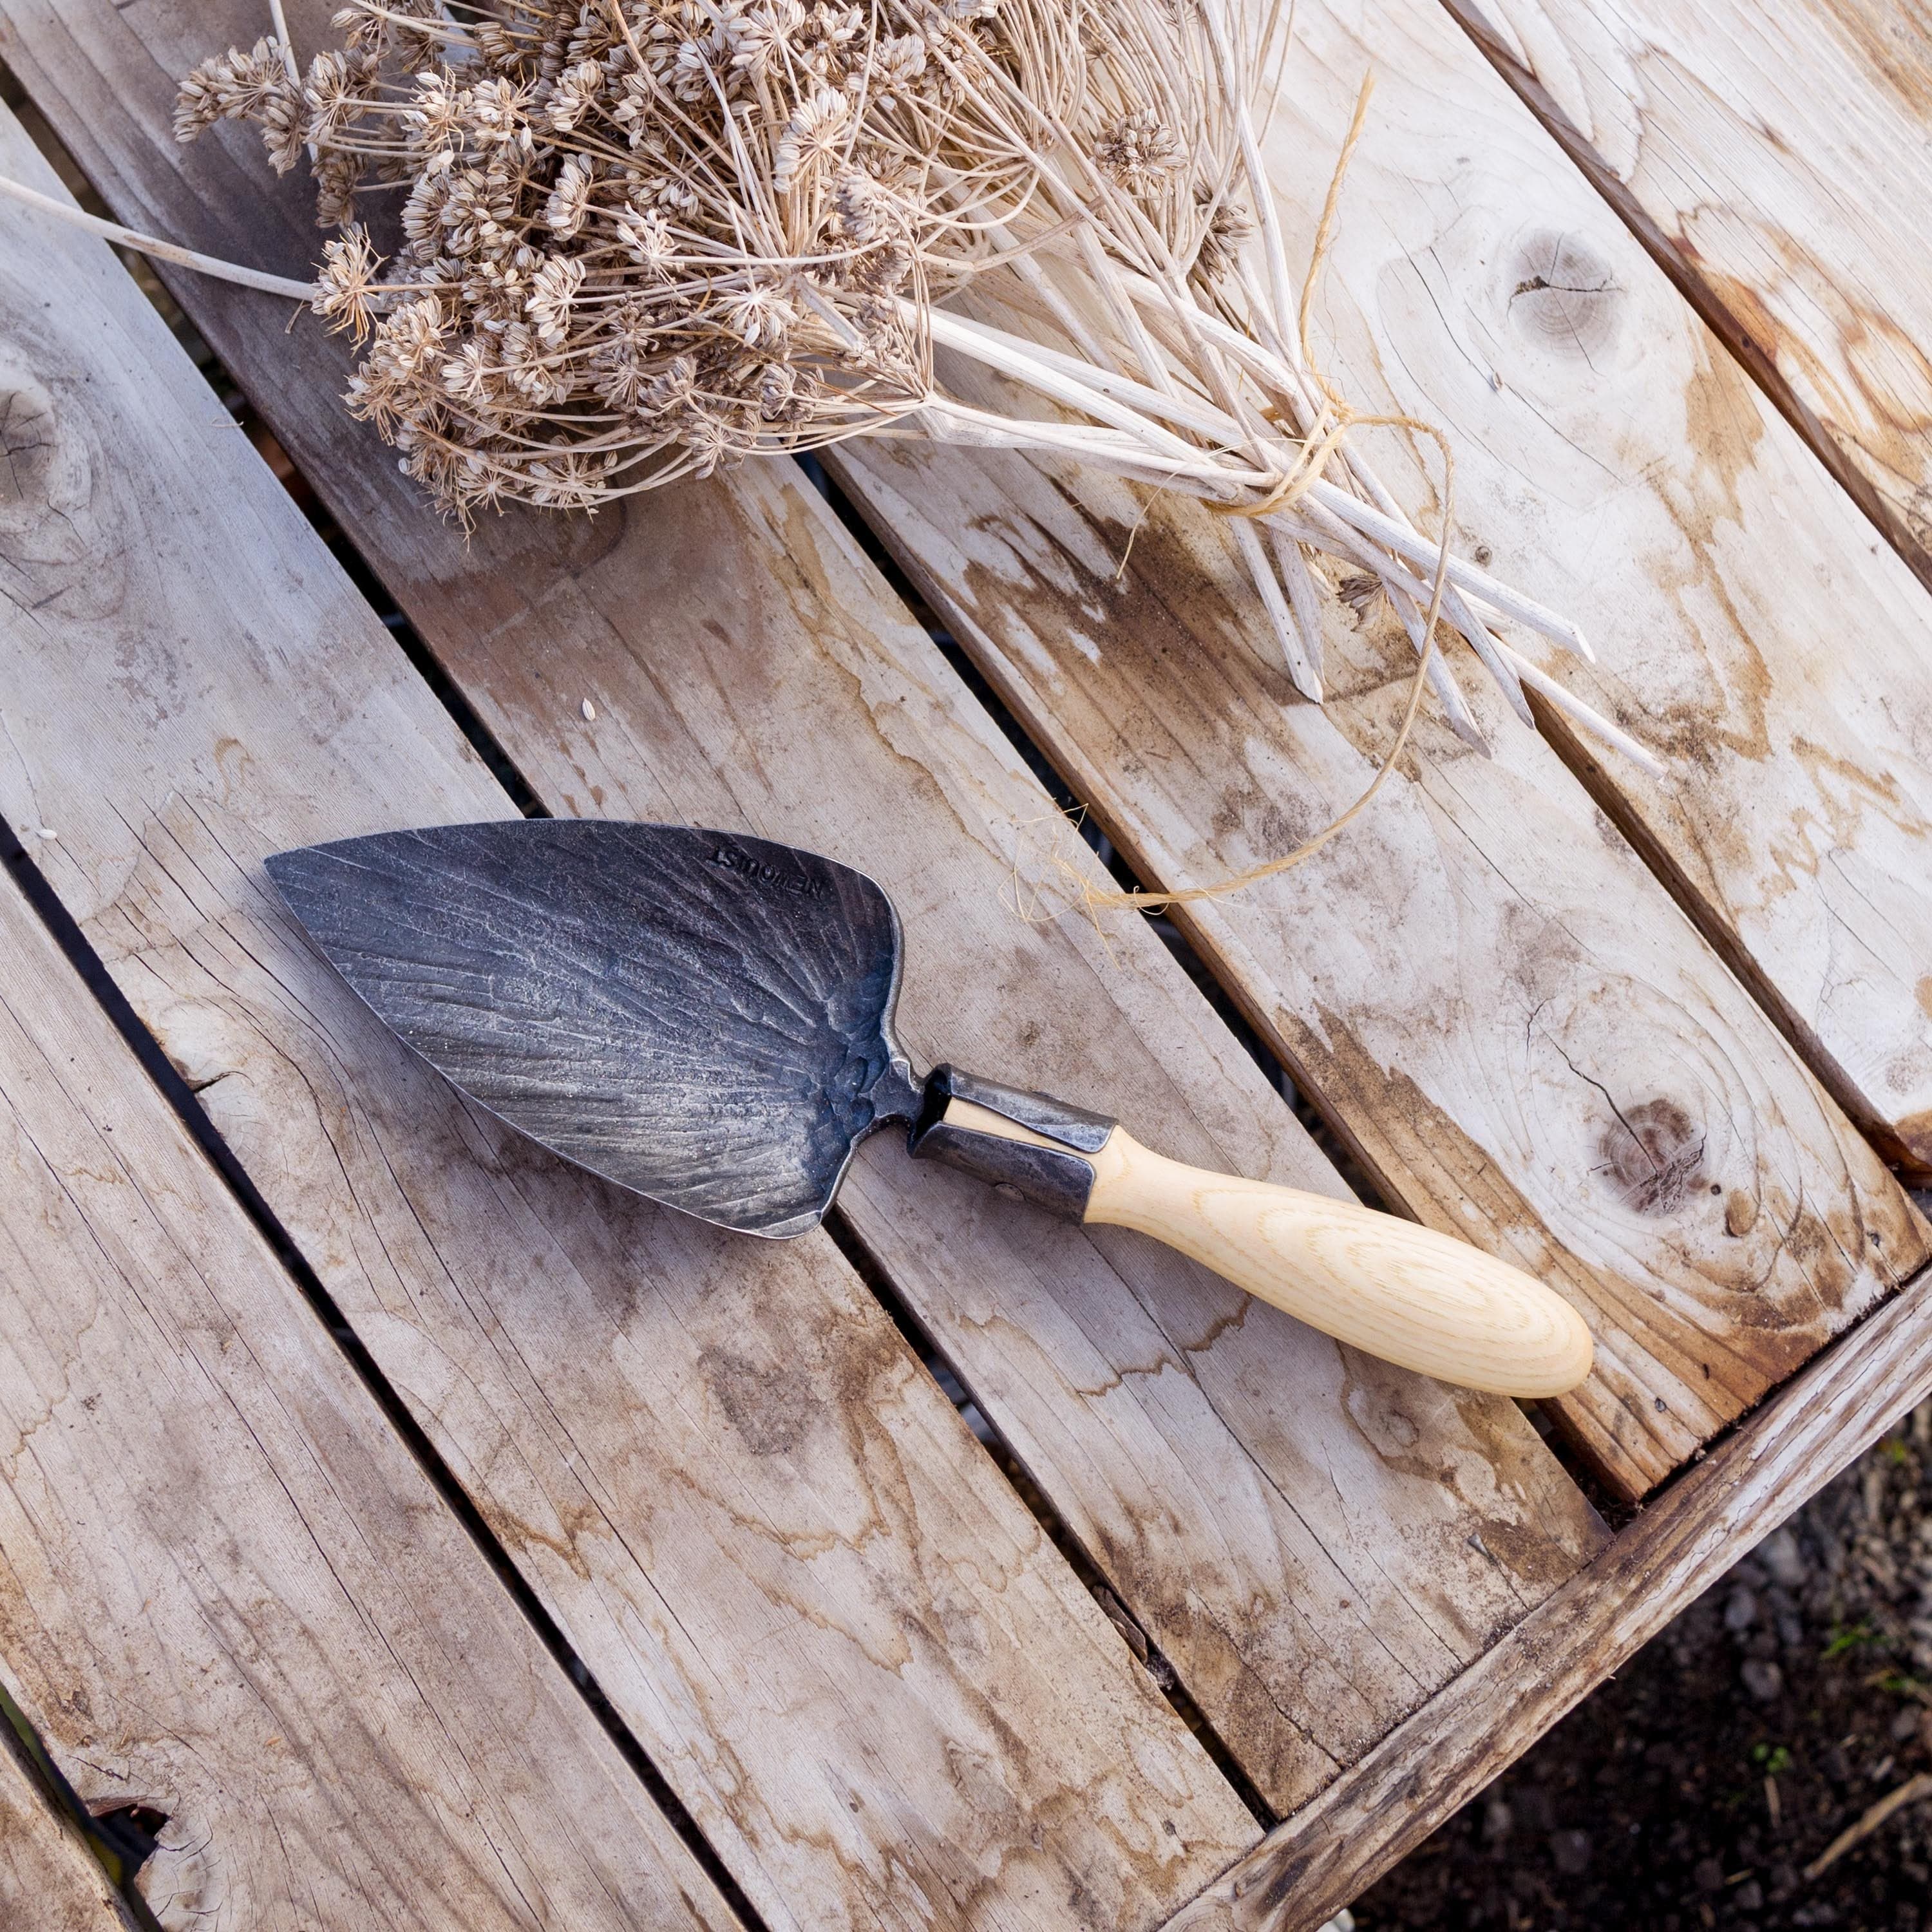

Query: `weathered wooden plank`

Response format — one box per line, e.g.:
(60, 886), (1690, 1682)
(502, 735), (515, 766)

(1, 0), (1611, 1819)
(0, 857), (740, 1930)
(0, 87), (1265, 1931)
(1440, 0), (1932, 589)
(822, 0), (1931, 1494)
(1426, 0), (1932, 1179)
(0, 1734), (131, 1932)
(1162, 1253), (1932, 1932)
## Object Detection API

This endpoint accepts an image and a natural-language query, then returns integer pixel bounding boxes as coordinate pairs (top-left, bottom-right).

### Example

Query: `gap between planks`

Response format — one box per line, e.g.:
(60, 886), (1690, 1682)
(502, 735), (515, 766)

(0, 1719), (140, 1932)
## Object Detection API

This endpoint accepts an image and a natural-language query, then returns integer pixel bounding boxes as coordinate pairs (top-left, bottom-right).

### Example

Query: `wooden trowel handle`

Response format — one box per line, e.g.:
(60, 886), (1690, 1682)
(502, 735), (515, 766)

(942, 1098), (1593, 1398)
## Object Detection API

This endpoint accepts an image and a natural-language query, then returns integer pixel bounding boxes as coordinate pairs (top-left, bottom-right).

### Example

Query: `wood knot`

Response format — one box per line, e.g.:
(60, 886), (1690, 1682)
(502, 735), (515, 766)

(1598, 1096), (1709, 1215)
(0, 374), (61, 518)
(0, 347), (93, 575)
(1505, 230), (1623, 363)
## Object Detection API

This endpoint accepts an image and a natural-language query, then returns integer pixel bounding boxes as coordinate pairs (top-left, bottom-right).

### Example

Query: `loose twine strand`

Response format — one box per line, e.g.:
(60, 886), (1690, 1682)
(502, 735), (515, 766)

(1017, 71), (1458, 923)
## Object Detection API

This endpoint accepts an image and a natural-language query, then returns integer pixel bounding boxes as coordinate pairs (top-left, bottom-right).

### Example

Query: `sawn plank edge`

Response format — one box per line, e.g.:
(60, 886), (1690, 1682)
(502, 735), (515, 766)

(0, 1716), (137, 1932)
(1158, 1252), (1932, 1932)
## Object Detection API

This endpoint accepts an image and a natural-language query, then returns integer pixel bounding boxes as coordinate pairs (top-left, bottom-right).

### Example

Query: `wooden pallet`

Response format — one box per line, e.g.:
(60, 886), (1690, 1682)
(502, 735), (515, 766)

(0, 0), (1927, 1924)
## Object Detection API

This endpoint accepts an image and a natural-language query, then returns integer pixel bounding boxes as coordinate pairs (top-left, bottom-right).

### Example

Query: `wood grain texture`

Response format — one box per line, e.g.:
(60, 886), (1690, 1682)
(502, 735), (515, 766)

(0, 100), (1260, 1932)
(0, 1738), (131, 1932)
(1079, 1128), (1596, 1398)
(1162, 1253), (1932, 1932)
(0, 860), (738, 1932)
(949, 1099), (1593, 1395)
(0, 0), (1609, 1823)
(824, 0), (1931, 1495)
(389, 446), (1606, 1811)
(1431, 0), (1932, 1180)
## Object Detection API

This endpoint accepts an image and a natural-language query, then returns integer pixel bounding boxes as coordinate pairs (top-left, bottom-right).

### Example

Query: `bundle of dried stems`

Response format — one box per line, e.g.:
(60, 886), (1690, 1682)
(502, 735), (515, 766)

(0, 0), (1654, 872)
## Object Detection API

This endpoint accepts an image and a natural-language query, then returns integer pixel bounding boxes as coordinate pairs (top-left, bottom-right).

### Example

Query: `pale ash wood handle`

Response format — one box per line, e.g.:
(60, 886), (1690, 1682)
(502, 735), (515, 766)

(944, 1101), (1593, 1397)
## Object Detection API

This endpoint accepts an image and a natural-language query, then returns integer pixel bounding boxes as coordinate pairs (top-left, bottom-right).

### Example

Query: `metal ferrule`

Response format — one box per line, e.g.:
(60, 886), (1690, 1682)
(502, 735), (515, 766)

(906, 1065), (1116, 1221)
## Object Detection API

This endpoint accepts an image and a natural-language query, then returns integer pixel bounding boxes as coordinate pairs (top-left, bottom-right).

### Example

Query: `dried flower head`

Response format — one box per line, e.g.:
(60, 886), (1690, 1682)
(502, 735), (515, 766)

(176, 0), (1153, 515)
(312, 223), (383, 341)
(160, 10), (1364, 548)
(175, 37), (290, 142)
(1094, 107), (1184, 194)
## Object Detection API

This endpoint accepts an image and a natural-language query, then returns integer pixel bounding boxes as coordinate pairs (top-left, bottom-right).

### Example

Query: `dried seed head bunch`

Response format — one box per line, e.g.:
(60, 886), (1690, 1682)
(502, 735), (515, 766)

(0, 0), (1645, 773)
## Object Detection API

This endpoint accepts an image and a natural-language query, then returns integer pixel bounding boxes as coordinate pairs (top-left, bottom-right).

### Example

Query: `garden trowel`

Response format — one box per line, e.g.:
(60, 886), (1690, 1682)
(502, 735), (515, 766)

(266, 820), (1592, 1397)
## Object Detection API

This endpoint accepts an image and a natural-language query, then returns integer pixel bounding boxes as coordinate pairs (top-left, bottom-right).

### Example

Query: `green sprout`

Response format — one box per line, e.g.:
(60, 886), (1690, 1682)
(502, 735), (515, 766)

(1823, 1622), (1883, 1659)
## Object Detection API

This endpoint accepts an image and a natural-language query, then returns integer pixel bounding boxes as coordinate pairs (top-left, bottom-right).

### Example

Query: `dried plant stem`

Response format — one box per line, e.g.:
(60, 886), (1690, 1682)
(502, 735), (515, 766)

(1231, 514), (1323, 700)
(1118, 268), (1597, 654)
(1803, 1772), (1932, 1881)
(265, 0), (300, 82)
(918, 403), (1631, 762)
(0, 175), (317, 301)
(921, 306), (1206, 465)
(1061, 438), (1462, 918)
(1388, 578), (1482, 748)
(923, 319), (1605, 706)
(1305, 486), (1591, 656)
(1439, 588), (1532, 728)
(1202, 0), (1301, 381)
(914, 341), (1656, 761)
(1270, 525), (1329, 696)
(957, 286), (1594, 660)
(1494, 639), (1663, 775)
(1071, 221), (1323, 691)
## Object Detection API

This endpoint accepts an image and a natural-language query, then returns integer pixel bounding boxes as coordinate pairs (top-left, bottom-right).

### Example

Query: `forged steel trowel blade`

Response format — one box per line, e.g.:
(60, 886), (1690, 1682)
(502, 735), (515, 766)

(264, 820), (924, 1238)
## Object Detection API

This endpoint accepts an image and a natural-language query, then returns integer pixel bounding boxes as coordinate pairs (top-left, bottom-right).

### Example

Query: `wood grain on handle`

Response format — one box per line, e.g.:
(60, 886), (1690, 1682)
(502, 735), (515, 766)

(946, 1101), (1594, 1396)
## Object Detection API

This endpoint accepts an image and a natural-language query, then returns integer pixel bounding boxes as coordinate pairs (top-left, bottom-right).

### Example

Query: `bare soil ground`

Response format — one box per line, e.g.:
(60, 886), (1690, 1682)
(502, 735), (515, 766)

(1356, 1402), (1932, 1932)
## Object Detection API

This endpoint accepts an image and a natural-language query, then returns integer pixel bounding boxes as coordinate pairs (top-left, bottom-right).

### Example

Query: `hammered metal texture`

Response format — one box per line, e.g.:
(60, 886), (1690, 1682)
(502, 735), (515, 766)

(265, 820), (922, 1236)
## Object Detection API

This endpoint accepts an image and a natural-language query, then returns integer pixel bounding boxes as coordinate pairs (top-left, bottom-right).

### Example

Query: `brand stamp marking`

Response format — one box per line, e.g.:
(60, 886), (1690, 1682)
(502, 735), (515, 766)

(712, 843), (831, 899)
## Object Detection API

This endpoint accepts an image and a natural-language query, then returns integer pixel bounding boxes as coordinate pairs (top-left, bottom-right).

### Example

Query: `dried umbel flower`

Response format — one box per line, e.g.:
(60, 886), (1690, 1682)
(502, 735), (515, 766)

(59, 0), (1640, 782)
(1094, 106), (1186, 194)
